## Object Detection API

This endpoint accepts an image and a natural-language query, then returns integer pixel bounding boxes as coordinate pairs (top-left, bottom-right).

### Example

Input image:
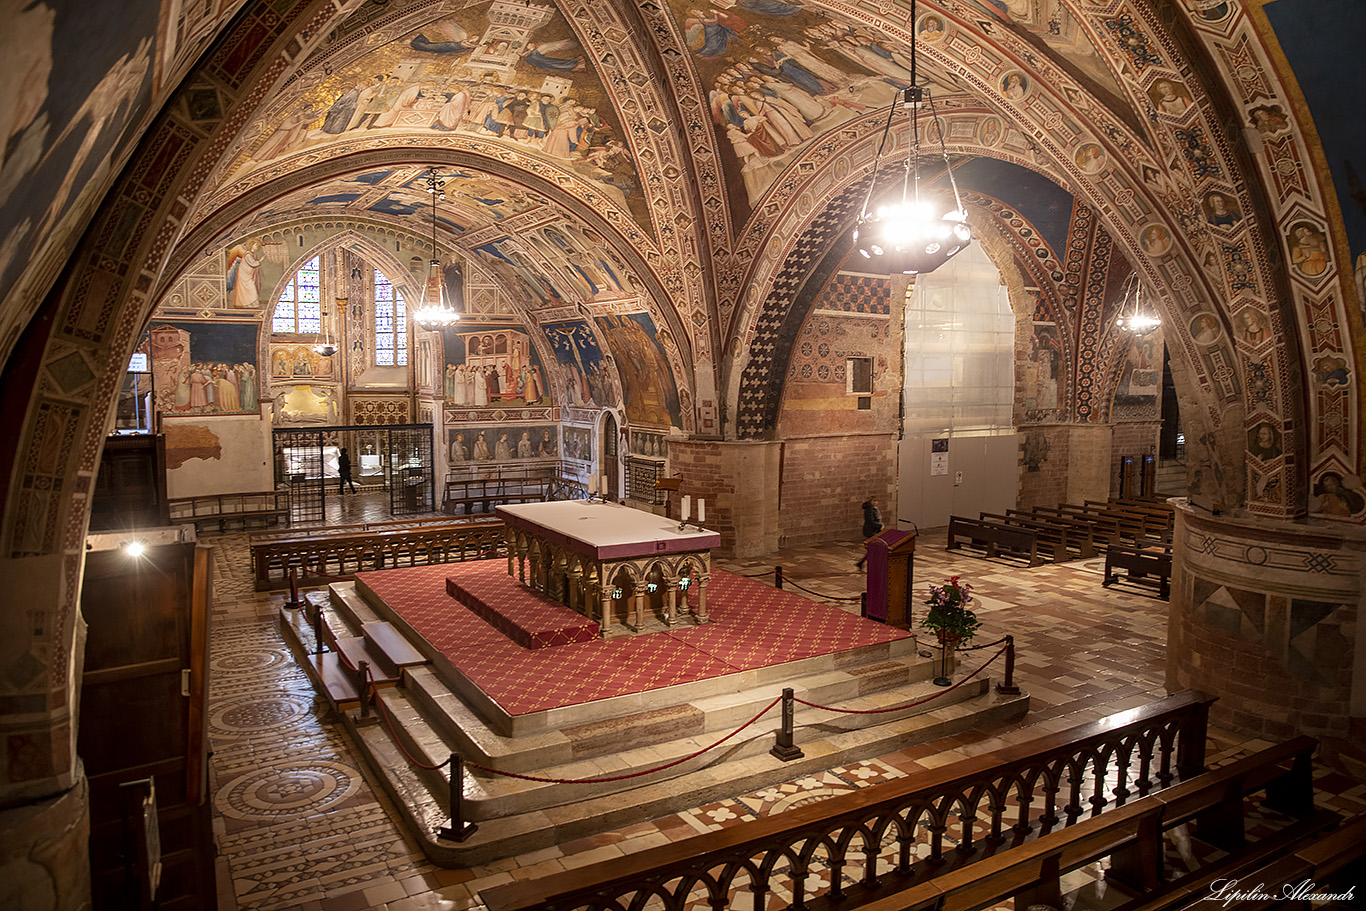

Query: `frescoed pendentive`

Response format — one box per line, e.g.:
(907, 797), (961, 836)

(448, 425), (558, 464)
(541, 319), (610, 409)
(593, 313), (682, 428)
(225, 1), (647, 224)
(440, 324), (548, 407)
(148, 321), (261, 416)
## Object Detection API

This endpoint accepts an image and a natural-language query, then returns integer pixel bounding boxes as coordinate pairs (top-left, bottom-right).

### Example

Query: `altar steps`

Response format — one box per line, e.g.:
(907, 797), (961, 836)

(279, 578), (1030, 866)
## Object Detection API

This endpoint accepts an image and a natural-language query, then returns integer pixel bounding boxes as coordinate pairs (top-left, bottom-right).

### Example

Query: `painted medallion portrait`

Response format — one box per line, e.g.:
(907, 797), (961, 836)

(1074, 143), (1105, 175)
(1189, 312), (1221, 346)
(917, 14), (946, 42)
(1000, 70), (1029, 100)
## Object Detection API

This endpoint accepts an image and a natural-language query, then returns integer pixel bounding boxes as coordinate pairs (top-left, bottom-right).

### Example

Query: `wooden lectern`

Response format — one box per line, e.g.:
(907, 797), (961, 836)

(863, 529), (916, 629)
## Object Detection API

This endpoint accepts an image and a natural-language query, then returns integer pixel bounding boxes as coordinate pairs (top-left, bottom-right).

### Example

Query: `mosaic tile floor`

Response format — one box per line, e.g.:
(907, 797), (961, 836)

(204, 498), (1366, 910)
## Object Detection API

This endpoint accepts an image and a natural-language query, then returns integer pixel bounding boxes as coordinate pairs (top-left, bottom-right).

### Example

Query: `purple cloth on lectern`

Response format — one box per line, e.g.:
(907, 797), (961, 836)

(864, 529), (915, 621)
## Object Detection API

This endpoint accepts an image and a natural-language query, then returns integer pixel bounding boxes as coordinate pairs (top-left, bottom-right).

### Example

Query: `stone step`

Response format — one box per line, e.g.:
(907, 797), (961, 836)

(348, 683), (1030, 867)
(399, 644), (946, 771)
(378, 669), (1000, 817)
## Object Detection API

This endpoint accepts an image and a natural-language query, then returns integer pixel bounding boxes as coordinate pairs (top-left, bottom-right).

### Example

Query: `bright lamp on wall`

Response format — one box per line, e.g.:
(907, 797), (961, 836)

(851, 0), (971, 275)
(413, 167), (460, 331)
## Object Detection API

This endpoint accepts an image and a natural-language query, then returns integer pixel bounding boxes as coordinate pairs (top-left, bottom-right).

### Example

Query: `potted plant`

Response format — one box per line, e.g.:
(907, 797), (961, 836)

(921, 576), (981, 646)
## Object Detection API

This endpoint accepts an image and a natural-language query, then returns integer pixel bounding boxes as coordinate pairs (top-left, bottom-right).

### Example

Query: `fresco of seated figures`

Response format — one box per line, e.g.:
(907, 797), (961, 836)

(223, 4), (647, 224)
(448, 425), (558, 464)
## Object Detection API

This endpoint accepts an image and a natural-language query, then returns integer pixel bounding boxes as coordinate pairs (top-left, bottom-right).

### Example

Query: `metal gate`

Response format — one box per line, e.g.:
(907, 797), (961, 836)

(388, 425), (435, 516)
(271, 429), (325, 524)
(272, 423), (435, 521)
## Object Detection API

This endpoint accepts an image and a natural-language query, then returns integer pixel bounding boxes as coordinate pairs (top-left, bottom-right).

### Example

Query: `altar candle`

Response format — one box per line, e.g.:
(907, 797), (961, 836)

(599, 475), (608, 496)
(681, 495), (691, 522)
(698, 498), (705, 523)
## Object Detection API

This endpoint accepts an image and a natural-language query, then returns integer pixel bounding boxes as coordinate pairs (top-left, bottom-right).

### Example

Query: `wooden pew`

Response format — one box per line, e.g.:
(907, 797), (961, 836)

(947, 515), (1044, 565)
(1017, 507), (1120, 546)
(1057, 503), (1154, 540)
(1088, 499), (1174, 531)
(981, 512), (1090, 559)
(168, 490), (289, 533)
(1104, 540), (1173, 599)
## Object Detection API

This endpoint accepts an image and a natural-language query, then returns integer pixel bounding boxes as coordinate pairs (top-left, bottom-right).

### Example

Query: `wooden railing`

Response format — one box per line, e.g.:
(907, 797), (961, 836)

(169, 490), (289, 532)
(481, 691), (1217, 911)
(251, 521), (506, 589)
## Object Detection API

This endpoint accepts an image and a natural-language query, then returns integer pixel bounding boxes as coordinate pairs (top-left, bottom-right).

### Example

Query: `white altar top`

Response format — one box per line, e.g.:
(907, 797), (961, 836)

(496, 500), (720, 560)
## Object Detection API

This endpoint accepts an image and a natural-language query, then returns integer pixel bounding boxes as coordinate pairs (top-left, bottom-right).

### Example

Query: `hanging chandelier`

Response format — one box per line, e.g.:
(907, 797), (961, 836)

(1114, 272), (1160, 333)
(413, 167), (460, 331)
(852, 0), (971, 275)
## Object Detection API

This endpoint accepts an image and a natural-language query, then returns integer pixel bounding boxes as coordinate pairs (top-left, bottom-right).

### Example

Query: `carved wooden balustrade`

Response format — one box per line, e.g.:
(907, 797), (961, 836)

(251, 521), (506, 589)
(481, 691), (1216, 911)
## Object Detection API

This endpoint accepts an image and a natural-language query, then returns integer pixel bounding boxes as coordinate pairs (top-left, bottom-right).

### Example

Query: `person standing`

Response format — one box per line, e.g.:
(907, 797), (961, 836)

(338, 448), (358, 494)
(856, 496), (883, 570)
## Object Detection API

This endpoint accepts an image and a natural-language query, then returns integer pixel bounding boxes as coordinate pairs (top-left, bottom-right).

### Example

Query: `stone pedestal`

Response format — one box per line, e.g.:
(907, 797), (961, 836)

(1167, 500), (1365, 745)
(0, 768), (91, 911)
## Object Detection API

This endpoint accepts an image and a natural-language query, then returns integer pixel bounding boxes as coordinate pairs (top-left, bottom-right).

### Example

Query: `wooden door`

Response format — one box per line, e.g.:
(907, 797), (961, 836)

(80, 540), (214, 910)
(603, 413), (619, 499)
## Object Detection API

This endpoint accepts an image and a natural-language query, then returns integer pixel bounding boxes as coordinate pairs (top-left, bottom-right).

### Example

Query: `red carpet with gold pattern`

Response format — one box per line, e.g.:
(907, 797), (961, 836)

(355, 561), (911, 715)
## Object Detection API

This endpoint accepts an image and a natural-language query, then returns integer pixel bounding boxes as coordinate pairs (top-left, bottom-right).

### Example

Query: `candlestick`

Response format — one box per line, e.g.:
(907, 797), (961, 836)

(599, 475), (608, 497)
(681, 495), (690, 523)
(698, 498), (705, 523)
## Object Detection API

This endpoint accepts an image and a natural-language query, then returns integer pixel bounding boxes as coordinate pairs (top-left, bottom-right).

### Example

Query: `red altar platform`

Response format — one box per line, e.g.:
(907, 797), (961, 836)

(354, 560), (912, 716)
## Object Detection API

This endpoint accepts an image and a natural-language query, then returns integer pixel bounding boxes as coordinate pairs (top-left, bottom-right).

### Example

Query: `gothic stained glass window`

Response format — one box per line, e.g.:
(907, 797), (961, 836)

(272, 257), (321, 334)
(374, 269), (407, 366)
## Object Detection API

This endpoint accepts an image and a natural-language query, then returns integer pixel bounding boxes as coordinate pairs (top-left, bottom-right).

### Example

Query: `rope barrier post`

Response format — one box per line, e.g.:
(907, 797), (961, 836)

(770, 688), (804, 761)
(996, 634), (1021, 695)
(436, 754), (479, 842)
(310, 599), (326, 656)
(933, 638), (953, 687)
(285, 566), (303, 610)
(774, 565), (784, 590)
(354, 660), (374, 723)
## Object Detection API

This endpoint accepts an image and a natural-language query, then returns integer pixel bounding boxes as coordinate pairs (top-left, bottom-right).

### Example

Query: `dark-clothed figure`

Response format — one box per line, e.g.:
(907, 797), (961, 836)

(856, 496), (883, 569)
(339, 448), (358, 494)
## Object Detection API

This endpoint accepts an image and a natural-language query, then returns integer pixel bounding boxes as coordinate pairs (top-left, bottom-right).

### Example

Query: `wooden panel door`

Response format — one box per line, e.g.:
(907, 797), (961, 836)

(79, 541), (215, 911)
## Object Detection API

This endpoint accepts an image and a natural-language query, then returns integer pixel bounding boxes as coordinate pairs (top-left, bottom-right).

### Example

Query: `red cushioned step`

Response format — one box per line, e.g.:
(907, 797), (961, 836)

(445, 562), (599, 649)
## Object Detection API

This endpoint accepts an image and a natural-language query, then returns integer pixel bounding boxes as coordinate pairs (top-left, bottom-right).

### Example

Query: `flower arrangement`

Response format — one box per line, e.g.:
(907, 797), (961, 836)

(921, 576), (981, 643)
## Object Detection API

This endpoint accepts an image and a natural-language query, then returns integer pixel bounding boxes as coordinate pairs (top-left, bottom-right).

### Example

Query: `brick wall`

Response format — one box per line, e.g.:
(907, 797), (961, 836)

(779, 435), (897, 548)
(1017, 425), (1071, 509)
(1109, 421), (1160, 498)
(669, 439), (780, 557)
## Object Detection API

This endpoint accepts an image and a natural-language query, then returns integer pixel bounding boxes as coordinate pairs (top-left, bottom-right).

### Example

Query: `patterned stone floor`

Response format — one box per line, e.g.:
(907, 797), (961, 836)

(205, 495), (1366, 910)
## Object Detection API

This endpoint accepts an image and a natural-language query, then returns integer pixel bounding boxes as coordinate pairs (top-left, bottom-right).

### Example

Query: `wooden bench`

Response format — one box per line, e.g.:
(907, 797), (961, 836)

(1057, 503), (1155, 540)
(442, 477), (551, 515)
(169, 491), (290, 534)
(947, 515), (1043, 565)
(983, 511), (1093, 559)
(1021, 506), (1124, 546)
(1104, 540), (1173, 599)
(1008, 508), (1104, 553)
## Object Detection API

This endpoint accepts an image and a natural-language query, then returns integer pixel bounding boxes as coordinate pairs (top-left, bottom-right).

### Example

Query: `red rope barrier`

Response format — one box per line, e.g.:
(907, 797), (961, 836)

(794, 644), (1007, 714)
(467, 695), (783, 784)
(954, 635), (1009, 652)
(779, 576), (863, 602)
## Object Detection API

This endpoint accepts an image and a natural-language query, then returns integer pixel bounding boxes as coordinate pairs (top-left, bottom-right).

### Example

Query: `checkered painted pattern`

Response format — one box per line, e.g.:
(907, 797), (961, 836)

(736, 179), (869, 439)
(354, 564), (909, 715)
(444, 563), (599, 649)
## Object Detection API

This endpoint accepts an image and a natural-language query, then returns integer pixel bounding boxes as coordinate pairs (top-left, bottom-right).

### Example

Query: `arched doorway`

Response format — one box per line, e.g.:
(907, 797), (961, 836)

(602, 412), (619, 499)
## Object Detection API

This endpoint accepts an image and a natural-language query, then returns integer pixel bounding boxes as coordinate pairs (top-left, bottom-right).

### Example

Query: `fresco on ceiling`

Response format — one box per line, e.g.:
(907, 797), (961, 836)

(953, 158), (1076, 255)
(439, 324), (547, 407)
(955, 0), (1128, 111)
(224, 1), (646, 224)
(0, 3), (156, 308)
(472, 238), (566, 308)
(226, 236), (292, 309)
(674, 0), (933, 215)
(1264, 0), (1366, 322)
(148, 321), (260, 417)
(525, 223), (637, 300)
(542, 319), (610, 409)
(448, 425), (558, 465)
(593, 313), (681, 428)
